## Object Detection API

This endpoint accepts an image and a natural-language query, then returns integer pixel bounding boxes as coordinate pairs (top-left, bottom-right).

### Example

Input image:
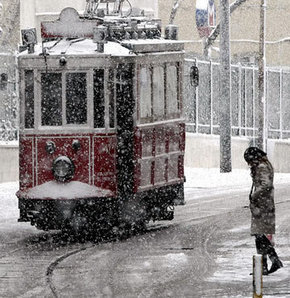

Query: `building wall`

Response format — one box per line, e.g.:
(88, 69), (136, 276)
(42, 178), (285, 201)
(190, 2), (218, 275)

(158, 0), (290, 67)
(0, 0), (19, 127)
(0, 0), (20, 53)
(0, 144), (19, 182)
(184, 134), (290, 173)
(18, 0), (290, 66)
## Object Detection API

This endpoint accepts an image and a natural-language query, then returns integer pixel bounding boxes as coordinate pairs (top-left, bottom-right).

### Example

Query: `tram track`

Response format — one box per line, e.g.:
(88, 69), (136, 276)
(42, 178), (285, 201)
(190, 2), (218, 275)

(44, 229), (142, 297)
(46, 245), (93, 298)
(137, 224), (218, 298)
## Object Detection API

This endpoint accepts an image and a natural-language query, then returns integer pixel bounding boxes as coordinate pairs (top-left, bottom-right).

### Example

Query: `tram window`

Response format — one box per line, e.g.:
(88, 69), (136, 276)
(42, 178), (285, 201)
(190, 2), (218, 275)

(24, 70), (34, 128)
(140, 67), (152, 122)
(41, 73), (62, 126)
(66, 73), (87, 125)
(166, 65), (179, 118)
(153, 66), (165, 120)
(108, 69), (115, 128)
(93, 69), (105, 128)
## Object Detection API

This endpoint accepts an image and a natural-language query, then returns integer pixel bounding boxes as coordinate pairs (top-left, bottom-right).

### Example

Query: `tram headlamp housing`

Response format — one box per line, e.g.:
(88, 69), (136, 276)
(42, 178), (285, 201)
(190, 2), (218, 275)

(52, 156), (75, 182)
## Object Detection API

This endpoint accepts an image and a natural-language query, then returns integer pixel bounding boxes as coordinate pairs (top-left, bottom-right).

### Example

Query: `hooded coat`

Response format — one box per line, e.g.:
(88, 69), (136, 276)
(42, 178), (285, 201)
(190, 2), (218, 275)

(250, 157), (275, 235)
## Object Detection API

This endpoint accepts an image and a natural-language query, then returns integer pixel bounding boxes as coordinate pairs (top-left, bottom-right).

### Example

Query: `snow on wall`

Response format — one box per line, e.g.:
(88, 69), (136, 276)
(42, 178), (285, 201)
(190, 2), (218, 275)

(0, 144), (18, 183)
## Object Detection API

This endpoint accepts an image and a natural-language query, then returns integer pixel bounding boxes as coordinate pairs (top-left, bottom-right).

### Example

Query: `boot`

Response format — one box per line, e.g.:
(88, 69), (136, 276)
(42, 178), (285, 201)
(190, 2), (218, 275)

(262, 255), (269, 275)
(268, 257), (283, 274)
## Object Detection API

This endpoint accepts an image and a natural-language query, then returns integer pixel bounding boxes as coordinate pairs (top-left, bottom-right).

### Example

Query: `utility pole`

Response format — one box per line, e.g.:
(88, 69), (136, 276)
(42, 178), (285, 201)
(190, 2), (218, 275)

(219, 0), (232, 173)
(256, 0), (266, 151)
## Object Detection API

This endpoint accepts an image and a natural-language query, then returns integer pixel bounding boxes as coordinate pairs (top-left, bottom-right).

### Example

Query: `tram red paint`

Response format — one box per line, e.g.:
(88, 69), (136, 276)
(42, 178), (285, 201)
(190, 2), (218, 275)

(133, 121), (185, 192)
(19, 134), (117, 194)
(35, 136), (91, 185)
(19, 137), (34, 190)
(93, 136), (117, 194)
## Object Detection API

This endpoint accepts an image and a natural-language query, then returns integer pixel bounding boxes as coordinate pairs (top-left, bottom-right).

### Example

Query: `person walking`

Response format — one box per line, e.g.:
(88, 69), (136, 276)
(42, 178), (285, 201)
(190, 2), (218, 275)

(244, 147), (283, 275)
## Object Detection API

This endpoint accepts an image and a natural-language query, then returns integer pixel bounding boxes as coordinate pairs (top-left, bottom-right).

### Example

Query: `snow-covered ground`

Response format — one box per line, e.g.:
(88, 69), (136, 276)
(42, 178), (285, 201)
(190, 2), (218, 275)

(1, 167), (290, 297)
(2, 166), (290, 223)
(184, 166), (290, 188)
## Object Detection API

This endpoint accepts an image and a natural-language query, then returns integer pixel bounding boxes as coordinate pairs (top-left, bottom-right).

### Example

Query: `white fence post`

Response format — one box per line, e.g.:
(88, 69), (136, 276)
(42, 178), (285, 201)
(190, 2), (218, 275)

(253, 254), (263, 298)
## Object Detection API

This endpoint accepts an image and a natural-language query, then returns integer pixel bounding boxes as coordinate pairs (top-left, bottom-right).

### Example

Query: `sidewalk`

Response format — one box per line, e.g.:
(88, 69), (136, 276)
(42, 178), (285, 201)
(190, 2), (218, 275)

(184, 167), (290, 189)
(184, 167), (290, 298)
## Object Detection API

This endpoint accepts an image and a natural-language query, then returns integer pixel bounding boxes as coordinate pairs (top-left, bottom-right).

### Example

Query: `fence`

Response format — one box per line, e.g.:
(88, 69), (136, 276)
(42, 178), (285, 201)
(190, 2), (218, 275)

(1, 58), (290, 143)
(184, 59), (290, 140)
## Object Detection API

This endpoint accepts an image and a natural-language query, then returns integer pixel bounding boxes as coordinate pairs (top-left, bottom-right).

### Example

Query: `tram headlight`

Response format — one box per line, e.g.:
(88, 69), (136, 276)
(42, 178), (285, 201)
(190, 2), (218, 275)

(52, 156), (75, 182)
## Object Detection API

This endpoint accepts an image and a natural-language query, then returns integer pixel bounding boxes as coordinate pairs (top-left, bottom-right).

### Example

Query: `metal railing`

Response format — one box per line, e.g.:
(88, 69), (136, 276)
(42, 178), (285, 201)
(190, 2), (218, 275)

(184, 58), (290, 140)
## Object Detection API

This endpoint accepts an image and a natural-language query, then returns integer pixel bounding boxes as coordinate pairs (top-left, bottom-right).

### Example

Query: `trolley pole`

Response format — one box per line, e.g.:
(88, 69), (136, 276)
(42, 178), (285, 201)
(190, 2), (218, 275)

(219, 0), (232, 173)
(256, 0), (266, 151)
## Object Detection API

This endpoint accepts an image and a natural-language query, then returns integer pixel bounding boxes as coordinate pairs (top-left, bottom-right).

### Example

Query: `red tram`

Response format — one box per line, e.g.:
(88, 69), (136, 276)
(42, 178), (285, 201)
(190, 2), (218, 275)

(16, 2), (185, 233)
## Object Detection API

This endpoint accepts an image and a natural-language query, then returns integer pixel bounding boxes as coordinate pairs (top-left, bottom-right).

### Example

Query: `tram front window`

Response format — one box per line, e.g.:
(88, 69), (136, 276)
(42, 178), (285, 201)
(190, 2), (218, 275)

(66, 73), (87, 125)
(40, 72), (88, 127)
(41, 73), (62, 126)
(93, 69), (105, 128)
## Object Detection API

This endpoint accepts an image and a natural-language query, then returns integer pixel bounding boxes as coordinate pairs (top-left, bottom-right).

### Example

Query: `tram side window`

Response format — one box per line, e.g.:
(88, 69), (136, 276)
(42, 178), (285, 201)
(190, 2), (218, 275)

(93, 69), (105, 128)
(41, 73), (62, 126)
(153, 66), (165, 121)
(24, 70), (34, 128)
(66, 73), (87, 125)
(166, 64), (179, 118)
(140, 67), (152, 123)
(109, 69), (115, 128)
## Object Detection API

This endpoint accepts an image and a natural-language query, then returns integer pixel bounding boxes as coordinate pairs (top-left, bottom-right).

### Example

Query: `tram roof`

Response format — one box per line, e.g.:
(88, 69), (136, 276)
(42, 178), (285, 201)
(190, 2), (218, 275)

(18, 38), (185, 57)
(18, 39), (133, 57)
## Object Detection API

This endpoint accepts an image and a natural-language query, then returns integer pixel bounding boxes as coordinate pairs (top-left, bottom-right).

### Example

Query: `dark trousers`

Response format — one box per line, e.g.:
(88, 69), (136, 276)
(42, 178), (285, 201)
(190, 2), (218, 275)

(254, 234), (278, 265)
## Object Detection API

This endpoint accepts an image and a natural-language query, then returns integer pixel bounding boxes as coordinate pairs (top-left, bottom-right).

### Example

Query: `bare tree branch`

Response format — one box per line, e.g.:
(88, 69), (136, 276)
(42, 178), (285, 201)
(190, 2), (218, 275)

(169, 0), (184, 24)
(204, 0), (248, 54)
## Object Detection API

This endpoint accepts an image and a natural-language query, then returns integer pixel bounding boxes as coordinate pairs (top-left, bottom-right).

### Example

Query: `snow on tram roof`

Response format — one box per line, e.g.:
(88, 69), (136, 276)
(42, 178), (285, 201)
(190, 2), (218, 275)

(19, 39), (133, 57)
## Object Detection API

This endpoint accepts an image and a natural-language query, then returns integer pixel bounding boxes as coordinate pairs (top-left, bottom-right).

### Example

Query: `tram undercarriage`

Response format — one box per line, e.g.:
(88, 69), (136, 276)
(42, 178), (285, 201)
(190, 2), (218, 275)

(18, 183), (184, 233)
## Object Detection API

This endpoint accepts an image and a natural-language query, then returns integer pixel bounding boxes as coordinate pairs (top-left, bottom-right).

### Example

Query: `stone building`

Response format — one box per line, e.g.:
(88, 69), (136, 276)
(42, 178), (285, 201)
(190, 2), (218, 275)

(19, 0), (290, 67)
(0, 0), (19, 136)
(159, 0), (290, 67)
